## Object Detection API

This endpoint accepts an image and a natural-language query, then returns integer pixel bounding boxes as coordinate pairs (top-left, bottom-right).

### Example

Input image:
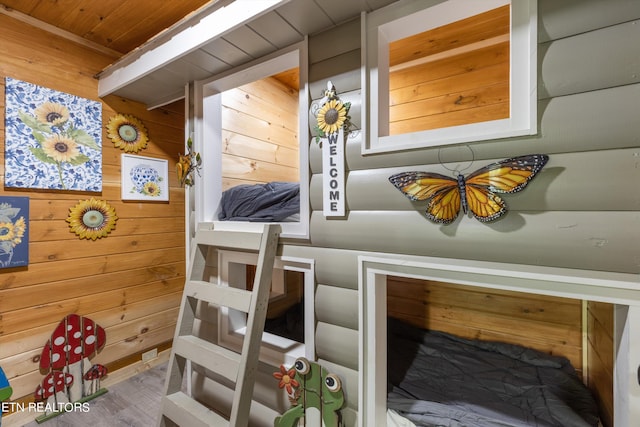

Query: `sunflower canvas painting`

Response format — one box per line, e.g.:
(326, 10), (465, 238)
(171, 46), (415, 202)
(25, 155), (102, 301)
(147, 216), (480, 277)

(4, 77), (102, 191)
(0, 196), (29, 269)
(121, 154), (169, 201)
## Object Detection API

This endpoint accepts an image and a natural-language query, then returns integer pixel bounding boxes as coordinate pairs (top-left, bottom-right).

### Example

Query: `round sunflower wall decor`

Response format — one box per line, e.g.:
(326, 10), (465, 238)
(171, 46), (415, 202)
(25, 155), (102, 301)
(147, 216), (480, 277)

(66, 198), (118, 240)
(106, 114), (149, 153)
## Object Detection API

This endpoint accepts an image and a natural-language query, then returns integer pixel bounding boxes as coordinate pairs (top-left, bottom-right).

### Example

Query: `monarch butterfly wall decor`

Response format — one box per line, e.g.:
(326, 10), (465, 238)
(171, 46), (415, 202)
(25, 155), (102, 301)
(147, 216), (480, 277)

(389, 154), (549, 224)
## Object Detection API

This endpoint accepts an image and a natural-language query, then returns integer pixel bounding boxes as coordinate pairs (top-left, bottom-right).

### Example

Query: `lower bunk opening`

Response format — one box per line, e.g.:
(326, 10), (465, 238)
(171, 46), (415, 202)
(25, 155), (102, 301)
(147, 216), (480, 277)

(385, 275), (614, 427)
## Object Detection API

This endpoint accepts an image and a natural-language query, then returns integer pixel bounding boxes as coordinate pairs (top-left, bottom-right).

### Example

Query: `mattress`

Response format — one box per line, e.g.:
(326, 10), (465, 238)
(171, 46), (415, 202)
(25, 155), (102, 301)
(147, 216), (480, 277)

(386, 318), (600, 427)
(217, 181), (299, 222)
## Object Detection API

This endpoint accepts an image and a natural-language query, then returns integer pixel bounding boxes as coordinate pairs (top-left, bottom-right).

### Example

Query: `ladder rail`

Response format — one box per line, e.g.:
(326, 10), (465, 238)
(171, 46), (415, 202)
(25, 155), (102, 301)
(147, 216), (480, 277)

(229, 224), (280, 426)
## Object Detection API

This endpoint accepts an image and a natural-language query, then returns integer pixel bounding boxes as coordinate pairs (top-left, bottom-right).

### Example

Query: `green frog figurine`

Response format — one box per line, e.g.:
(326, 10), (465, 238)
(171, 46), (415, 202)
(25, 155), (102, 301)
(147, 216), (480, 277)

(274, 357), (344, 427)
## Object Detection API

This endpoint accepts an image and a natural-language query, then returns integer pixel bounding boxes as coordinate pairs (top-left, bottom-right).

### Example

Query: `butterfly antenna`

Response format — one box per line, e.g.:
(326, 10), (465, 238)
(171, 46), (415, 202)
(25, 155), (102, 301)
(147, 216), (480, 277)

(438, 145), (475, 176)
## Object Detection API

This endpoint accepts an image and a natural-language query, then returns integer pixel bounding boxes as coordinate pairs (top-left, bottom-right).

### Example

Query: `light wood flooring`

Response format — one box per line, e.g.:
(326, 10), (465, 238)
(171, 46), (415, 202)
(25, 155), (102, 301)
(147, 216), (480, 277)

(22, 363), (167, 427)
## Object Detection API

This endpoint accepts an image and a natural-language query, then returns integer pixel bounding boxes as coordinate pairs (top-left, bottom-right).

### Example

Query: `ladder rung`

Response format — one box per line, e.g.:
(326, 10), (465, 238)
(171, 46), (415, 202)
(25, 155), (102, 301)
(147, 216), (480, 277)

(162, 391), (228, 427)
(196, 229), (264, 251)
(173, 335), (240, 383)
(185, 280), (252, 312)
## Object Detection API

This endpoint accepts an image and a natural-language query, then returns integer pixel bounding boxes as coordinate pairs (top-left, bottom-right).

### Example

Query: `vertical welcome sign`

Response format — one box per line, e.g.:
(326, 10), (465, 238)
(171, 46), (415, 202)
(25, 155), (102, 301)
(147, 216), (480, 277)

(322, 127), (345, 216)
(316, 81), (349, 217)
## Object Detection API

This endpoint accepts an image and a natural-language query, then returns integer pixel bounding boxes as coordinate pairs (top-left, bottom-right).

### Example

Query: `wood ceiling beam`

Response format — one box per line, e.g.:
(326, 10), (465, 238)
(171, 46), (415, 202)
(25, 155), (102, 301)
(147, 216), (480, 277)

(97, 0), (290, 99)
(0, 3), (122, 59)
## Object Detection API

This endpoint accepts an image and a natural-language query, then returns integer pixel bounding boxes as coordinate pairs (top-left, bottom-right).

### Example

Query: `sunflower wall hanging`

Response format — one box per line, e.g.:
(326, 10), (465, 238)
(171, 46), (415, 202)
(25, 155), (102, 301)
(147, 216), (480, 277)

(106, 113), (149, 153)
(314, 81), (351, 142)
(314, 81), (350, 218)
(66, 198), (117, 240)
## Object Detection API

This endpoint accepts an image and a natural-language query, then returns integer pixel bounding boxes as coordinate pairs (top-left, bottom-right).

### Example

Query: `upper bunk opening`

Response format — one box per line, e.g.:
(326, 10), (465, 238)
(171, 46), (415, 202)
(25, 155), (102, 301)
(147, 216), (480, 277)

(364, 0), (537, 153)
(196, 43), (310, 239)
(216, 67), (300, 220)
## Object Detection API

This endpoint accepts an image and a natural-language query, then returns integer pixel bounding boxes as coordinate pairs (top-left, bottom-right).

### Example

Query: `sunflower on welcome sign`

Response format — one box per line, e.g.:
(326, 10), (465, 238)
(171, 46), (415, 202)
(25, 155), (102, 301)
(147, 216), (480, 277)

(106, 113), (149, 153)
(314, 82), (351, 143)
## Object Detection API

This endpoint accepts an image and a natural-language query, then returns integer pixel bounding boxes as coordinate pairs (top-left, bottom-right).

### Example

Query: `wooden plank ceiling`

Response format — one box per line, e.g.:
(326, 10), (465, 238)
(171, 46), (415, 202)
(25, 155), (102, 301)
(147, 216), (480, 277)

(1, 0), (399, 108)
(0, 0), (212, 55)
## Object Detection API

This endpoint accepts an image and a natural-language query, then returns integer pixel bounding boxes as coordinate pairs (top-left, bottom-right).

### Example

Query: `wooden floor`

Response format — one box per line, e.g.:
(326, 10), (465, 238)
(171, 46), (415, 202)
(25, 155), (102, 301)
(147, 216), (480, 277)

(22, 363), (167, 427)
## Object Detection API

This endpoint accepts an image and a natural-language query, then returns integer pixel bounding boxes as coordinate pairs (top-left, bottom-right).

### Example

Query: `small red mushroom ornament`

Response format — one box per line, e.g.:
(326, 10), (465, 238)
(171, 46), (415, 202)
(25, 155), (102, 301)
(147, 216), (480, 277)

(84, 364), (108, 395)
(34, 371), (73, 415)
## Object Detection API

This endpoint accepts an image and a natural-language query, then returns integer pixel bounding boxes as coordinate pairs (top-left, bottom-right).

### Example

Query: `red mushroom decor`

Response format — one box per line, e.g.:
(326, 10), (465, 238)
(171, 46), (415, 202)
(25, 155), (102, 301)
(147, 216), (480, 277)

(34, 314), (107, 422)
(34, 371), (74, 416)
(84, 364), (108, 395)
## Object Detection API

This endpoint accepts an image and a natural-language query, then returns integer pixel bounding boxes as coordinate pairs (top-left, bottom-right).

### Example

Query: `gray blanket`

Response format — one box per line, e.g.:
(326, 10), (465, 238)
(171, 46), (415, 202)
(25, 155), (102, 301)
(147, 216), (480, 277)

(217, 182), (299, 222)
(387, 318), (600, 427)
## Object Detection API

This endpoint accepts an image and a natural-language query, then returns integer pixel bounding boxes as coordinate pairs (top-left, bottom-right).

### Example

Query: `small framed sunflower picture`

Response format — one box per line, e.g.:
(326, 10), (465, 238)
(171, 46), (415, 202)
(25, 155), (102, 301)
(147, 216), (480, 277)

(121, 154), (168, 201)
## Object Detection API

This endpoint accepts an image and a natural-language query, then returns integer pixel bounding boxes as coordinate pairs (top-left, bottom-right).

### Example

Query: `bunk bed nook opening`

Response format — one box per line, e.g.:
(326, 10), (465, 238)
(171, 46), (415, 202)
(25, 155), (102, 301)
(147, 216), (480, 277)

(197, 42), (310, 238)
(387, 4), (510, 136)
(364, 0), (537, 153)
(385, 277), (608, 427)
(217, 249), (315, 367)
(359, 256), (639, 427)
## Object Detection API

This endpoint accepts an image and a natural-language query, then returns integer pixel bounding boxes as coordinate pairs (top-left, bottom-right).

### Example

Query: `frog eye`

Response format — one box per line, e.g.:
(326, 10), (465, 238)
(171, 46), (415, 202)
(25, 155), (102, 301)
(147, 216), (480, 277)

(324, 374), (342, 392)
(294, 357), (310, 375)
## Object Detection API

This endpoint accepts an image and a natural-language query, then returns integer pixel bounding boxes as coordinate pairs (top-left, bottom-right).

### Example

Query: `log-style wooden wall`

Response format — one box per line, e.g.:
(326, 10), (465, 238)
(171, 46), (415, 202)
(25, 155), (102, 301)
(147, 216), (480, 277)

(287, 1), (638, 425)
(0, 13), (185, 420)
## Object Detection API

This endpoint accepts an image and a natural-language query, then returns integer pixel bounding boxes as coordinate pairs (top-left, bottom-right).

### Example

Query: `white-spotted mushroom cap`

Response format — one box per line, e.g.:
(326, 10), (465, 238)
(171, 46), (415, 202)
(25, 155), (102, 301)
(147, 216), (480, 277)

(39, 314), (106, 371)
(84, 364), (108, 381)
(34, 371), (73, 401)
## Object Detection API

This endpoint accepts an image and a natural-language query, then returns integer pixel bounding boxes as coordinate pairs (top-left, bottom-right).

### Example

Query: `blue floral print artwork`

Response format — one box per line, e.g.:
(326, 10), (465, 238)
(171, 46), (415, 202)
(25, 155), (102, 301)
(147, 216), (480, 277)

(129, 163), (163, 198)
(4, 77), (102, 191)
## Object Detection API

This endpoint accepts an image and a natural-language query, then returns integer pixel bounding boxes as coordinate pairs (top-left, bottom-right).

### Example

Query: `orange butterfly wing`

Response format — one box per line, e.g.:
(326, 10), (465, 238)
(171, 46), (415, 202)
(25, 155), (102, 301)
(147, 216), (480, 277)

(464, 185), (507, 222)
(425, 186), (461, 224)
(464, 154), (548, 222)
(388, 172), (461, 224)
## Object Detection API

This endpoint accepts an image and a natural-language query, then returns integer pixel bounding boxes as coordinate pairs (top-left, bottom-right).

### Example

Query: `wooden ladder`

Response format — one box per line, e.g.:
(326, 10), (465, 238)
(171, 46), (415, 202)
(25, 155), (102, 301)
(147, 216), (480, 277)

(158, 223), (281, 427)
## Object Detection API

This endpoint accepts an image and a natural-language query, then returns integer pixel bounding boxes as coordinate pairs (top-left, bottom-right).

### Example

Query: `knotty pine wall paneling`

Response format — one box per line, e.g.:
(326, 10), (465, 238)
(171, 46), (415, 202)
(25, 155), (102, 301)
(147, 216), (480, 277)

(221, 77), (299, 190)
(0, 14), (185, 409)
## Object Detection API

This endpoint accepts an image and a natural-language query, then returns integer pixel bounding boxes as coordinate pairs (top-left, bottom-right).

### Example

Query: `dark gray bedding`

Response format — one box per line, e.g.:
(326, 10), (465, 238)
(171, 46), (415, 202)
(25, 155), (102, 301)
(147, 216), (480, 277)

(217, 182), (299, 222)
(387, 318), (600, 427)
